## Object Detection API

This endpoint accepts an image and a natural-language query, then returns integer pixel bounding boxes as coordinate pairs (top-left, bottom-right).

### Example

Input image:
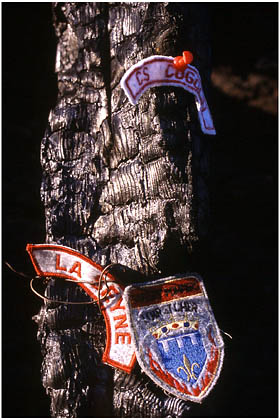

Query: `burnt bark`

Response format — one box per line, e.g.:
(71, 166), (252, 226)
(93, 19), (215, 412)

(35, 3), (213, 417)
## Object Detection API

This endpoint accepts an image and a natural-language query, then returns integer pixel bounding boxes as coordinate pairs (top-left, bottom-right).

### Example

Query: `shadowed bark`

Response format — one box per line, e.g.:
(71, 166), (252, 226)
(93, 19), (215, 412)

(35, 3), (213, 417)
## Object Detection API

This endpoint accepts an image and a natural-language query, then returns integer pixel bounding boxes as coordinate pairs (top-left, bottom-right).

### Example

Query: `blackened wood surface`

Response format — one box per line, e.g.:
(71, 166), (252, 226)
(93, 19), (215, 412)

(3, 3), (278, 419)
(36, 2), (212, 417)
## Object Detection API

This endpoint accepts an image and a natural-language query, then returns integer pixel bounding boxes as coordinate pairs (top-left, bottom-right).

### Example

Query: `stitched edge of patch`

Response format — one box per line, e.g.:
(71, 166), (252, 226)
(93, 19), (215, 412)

(120, 55), (216, 135)
(26, 243), (136, 373)
(123, 273), (224, 402)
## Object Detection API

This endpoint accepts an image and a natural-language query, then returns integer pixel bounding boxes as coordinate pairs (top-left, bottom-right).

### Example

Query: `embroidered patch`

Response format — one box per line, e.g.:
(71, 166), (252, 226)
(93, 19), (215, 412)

(26, 244), (136, 373)
(120, 55), (216, 135)
(124, 274), (224, 402)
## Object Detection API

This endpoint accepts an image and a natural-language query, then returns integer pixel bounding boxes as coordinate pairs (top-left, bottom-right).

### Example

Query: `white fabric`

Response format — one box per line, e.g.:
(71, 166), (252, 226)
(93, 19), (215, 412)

(26, 244), (136, 373)
(121, 55), (216, 135)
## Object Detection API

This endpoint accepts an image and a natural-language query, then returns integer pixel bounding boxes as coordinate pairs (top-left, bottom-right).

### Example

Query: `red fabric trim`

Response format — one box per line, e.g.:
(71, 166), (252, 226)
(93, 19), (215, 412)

(129, 277), (202, 308)
(148, 344), (221, 400)
(26, 243), (115, 282)
(123, 56), (214, 133)
(26, 244), (136, 373)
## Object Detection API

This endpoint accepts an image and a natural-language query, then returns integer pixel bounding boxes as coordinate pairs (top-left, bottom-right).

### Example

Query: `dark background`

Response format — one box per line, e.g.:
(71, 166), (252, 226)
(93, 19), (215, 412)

(2, 3), (278, 418)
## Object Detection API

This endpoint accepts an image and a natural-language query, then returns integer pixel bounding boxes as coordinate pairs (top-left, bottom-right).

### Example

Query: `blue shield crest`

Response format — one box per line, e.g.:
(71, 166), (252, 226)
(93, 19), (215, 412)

(124, 274), (224, 403)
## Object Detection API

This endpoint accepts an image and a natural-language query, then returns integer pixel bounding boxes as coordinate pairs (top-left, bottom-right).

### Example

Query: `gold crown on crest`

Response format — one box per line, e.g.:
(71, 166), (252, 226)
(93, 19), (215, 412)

(151, 318), (199, 340)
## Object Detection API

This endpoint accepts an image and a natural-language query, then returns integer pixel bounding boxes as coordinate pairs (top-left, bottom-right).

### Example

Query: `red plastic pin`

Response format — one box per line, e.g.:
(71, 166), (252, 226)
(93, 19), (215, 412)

(173, 51), (193, 71)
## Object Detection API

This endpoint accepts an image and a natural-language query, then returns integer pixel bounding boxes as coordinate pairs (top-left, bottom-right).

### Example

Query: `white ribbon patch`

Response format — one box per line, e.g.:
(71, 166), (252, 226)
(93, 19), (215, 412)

(121, 55), (216, 135)
(26, 244), (136, 373)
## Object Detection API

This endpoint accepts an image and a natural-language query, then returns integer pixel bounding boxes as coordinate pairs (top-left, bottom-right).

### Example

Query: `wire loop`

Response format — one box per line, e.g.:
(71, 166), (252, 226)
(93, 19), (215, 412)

(97, 263), (116, 311)
(6, 260), (119, 308)
(29, 277), (96, 305)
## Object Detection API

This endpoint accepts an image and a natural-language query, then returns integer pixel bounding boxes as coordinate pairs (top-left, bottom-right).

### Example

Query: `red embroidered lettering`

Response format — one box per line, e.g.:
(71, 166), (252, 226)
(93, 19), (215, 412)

(185, 71), (195, 84)
(115, 332), (131, 344)
(86, 282), (119, 304)
(69, 261), (81, 278)
(113, 314), (128, 329)
(136, 67), (150, 86)
(102, 284), (119, 301)
(56, 254), (67, 272)
(143, 66), (150, 82)
(110, 295), (125, 311)
(175, 70), (184, 79)
(136, 70), (143, 85)
(165, 64), (174, 78)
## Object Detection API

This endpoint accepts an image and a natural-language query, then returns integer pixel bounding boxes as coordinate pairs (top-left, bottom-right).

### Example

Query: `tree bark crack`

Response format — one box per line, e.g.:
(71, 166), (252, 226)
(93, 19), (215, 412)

(36, 3), (212, 417)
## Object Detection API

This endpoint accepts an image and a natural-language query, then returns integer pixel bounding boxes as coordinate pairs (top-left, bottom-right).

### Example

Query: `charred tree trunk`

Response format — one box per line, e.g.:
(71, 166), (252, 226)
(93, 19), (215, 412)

(35, 3), (213, 417)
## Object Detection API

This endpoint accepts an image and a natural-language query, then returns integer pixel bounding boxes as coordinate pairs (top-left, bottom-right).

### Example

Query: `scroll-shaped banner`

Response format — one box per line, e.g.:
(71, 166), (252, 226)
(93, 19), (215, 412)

(121, 55), (216, 135)
(26, 244), (136, 373)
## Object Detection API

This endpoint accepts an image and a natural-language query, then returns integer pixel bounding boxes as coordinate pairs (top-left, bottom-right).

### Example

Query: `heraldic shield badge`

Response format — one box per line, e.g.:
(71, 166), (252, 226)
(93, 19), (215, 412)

(124, 274), (224, 403)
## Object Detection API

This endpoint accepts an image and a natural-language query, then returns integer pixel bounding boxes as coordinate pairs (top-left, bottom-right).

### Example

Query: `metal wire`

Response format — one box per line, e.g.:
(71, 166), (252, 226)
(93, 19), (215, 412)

(6, 260), (119, 307)
(29, 277), (96, 305)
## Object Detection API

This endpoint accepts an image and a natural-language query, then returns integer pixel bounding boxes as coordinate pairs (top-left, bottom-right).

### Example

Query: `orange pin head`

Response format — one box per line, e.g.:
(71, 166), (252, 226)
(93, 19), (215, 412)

(173, 51), (193, 71)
